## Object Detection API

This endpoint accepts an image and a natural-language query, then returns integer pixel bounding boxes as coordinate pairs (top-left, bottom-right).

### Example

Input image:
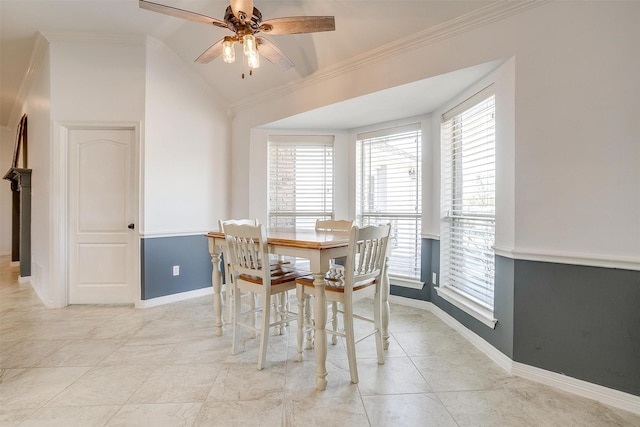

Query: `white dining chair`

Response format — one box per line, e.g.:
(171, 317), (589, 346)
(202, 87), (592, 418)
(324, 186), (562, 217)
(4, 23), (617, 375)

(218, 219), (259, 326)
(219, 219), (293, 329)
(314, 219), (353, 345)
(224, 222), (308, 370)
(295, 223), (391, 384)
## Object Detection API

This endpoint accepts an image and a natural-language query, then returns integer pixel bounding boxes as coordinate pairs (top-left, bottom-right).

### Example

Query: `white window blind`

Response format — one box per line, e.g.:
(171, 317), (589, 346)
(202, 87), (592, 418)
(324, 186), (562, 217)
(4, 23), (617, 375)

(441, 86), (496, 310)
(268, 136), (334, 230)
(356, 124), (421, 280)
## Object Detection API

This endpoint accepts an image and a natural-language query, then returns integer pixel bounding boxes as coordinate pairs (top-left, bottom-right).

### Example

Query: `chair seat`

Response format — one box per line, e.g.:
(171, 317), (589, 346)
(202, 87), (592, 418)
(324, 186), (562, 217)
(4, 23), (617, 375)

(295, 274), (376, 293)
(240, 268), (310, 286)
(269, 260), (290, 268)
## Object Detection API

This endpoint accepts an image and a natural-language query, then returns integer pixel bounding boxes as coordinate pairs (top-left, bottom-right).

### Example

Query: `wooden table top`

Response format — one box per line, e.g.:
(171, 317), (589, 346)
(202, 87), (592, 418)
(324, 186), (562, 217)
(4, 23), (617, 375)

(206, 228), (350, 250)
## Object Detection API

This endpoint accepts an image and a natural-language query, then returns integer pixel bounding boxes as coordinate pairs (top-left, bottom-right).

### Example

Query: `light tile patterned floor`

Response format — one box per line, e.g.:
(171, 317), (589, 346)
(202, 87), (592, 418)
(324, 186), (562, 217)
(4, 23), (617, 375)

(1, 256), (638, 426)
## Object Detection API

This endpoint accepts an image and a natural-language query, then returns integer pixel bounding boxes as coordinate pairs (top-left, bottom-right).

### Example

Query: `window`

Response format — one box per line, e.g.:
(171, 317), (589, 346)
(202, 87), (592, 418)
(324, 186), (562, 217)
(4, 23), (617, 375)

(356, 124), (422, 283)
(268, 136), (334, 229)
(439, 85), (496, 326)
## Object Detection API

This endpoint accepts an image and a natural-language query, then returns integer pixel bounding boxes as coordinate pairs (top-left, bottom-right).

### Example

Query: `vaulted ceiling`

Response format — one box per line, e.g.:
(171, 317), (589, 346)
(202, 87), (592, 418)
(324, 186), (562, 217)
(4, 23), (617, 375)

(1, 0), (508, 128)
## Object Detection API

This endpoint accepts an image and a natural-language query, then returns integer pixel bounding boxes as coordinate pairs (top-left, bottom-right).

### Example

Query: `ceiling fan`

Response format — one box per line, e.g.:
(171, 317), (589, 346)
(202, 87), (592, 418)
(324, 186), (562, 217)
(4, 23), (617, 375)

(139, 0), (335, 73)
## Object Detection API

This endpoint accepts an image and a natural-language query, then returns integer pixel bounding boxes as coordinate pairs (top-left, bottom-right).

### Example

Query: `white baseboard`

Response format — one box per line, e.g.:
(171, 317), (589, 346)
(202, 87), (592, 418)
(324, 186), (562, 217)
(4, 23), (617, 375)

(18, 275), (30, 284)
(512, 362), (640, 415)
(388, 294), (640, 415)
(425, 298), (512, 372)
(135, 286), (212, 308)
(10, 261), (20, 267)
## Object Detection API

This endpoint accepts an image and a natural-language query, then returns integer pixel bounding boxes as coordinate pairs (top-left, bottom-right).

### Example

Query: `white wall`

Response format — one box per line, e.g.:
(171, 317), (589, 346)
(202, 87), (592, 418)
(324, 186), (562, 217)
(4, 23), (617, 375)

(49, 36), (146, 122)
(509, 2), (639, 265)
(231, 1), (640, 268)
(21, 42), (51, 303)
(15, 33), (231, 307)
(41, 35), (147, 307)
(143, 38), (229, 235)
(0, 126), (14, 255)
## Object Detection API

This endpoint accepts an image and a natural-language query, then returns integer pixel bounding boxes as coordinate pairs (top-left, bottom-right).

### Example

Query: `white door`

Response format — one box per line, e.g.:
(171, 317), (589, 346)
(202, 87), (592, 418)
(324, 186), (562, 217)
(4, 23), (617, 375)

(68, 128), (137, 304)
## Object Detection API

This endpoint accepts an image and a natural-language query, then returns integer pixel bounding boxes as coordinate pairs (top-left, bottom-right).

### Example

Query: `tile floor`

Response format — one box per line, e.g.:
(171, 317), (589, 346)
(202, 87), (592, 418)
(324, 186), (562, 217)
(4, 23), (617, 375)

(1, 256), (639, 426)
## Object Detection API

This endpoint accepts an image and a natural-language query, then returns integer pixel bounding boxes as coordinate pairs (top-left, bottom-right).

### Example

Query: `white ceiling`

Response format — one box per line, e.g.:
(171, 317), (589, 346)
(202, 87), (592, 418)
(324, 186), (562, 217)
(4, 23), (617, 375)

(263, 60), (503, 130)
(0, 0), (502, 128)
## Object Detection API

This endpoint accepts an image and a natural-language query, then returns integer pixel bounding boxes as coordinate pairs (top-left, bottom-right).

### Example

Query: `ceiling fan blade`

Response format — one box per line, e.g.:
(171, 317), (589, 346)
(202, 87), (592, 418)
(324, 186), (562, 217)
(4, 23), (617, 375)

(260, 16), (335, 35)
(139, 0), (228, 29)
(257, 37), (294, 71)
(195, 39), (225, 64)
(230, 0), (254, 20)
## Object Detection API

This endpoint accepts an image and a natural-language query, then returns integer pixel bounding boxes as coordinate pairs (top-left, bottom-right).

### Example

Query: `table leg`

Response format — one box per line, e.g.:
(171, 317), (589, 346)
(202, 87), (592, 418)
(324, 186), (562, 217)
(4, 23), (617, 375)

(313, 272), (328, 391)
(210, 250), (224, 337)
(304, 295), (313, 350)
(382, 255), (390, 350)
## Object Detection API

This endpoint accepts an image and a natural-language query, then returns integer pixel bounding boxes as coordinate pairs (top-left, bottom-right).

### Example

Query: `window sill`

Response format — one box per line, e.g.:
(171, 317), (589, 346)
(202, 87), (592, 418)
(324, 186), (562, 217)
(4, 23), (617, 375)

(434, 286), (497, 329)
(389, 276), (424, 290)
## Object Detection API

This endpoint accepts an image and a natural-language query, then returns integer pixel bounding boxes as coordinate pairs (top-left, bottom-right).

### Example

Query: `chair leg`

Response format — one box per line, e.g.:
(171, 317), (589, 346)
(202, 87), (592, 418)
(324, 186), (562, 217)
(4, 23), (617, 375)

(231, 282), (242, 355)
(257, 292), (271, 370)
(271, 294), (280, 336)
(374, 287), (385, 365)
(273, 293), (287, 336)
(281, 291), (290, 334)
(304, 293), (313, 350)
(296, 284), (305, 362)
(343, 294), (358, 384)
(224, 266), (233, 324)
(249, 292), (256, 338)
(331, 301), (338, 345)
(225, 283), (232, 324)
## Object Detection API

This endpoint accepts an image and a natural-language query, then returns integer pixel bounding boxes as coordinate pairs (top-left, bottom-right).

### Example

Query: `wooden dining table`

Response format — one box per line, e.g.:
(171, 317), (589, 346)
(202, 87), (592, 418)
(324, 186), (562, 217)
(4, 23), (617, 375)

(206, 228), (391, 391)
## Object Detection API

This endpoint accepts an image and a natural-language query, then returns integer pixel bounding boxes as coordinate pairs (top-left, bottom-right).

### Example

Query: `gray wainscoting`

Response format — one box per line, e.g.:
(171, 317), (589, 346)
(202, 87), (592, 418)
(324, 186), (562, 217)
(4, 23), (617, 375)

(513, 260), (640, 396)
(390, 238), (640, 397)
(141, 234), (212, 300)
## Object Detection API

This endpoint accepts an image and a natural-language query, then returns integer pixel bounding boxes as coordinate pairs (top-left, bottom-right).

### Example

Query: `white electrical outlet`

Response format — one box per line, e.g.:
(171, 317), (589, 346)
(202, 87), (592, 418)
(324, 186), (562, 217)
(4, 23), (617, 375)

(172, 265), (180, 276)
(432, 272), (437, 285)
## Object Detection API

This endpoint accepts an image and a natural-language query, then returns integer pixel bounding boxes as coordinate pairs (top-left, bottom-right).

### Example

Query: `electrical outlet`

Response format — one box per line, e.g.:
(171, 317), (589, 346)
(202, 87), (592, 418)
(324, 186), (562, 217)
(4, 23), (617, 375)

(172, 265), (180, 276)
(432, 272), (437, 285)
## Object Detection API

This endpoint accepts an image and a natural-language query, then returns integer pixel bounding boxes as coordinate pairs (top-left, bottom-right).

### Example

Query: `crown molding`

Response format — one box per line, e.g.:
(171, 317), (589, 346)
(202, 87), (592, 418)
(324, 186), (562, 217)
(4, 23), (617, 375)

(230, 0), (547, 115)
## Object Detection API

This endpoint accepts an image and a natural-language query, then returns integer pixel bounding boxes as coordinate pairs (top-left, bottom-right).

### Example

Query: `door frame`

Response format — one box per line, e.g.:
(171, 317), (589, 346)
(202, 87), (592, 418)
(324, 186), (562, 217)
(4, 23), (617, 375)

(52, 122), (141, 307)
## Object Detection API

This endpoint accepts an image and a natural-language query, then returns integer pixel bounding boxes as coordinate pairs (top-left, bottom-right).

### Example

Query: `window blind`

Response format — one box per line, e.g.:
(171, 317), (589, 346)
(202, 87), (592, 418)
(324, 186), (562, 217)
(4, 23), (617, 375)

(268, 137), (334, 230)
(441, 86), (496, 309)
(356, 124), (421, 280)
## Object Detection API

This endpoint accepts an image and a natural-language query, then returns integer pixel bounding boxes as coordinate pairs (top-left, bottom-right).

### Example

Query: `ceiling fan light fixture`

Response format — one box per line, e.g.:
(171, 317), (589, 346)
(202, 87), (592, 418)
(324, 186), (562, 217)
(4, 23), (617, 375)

(222, 36), (236, 63)
(247, 50), (260, 69)
(242, 34), (257, 57)
(138, 0), (335, 72)
(242, 34), (259, 69)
